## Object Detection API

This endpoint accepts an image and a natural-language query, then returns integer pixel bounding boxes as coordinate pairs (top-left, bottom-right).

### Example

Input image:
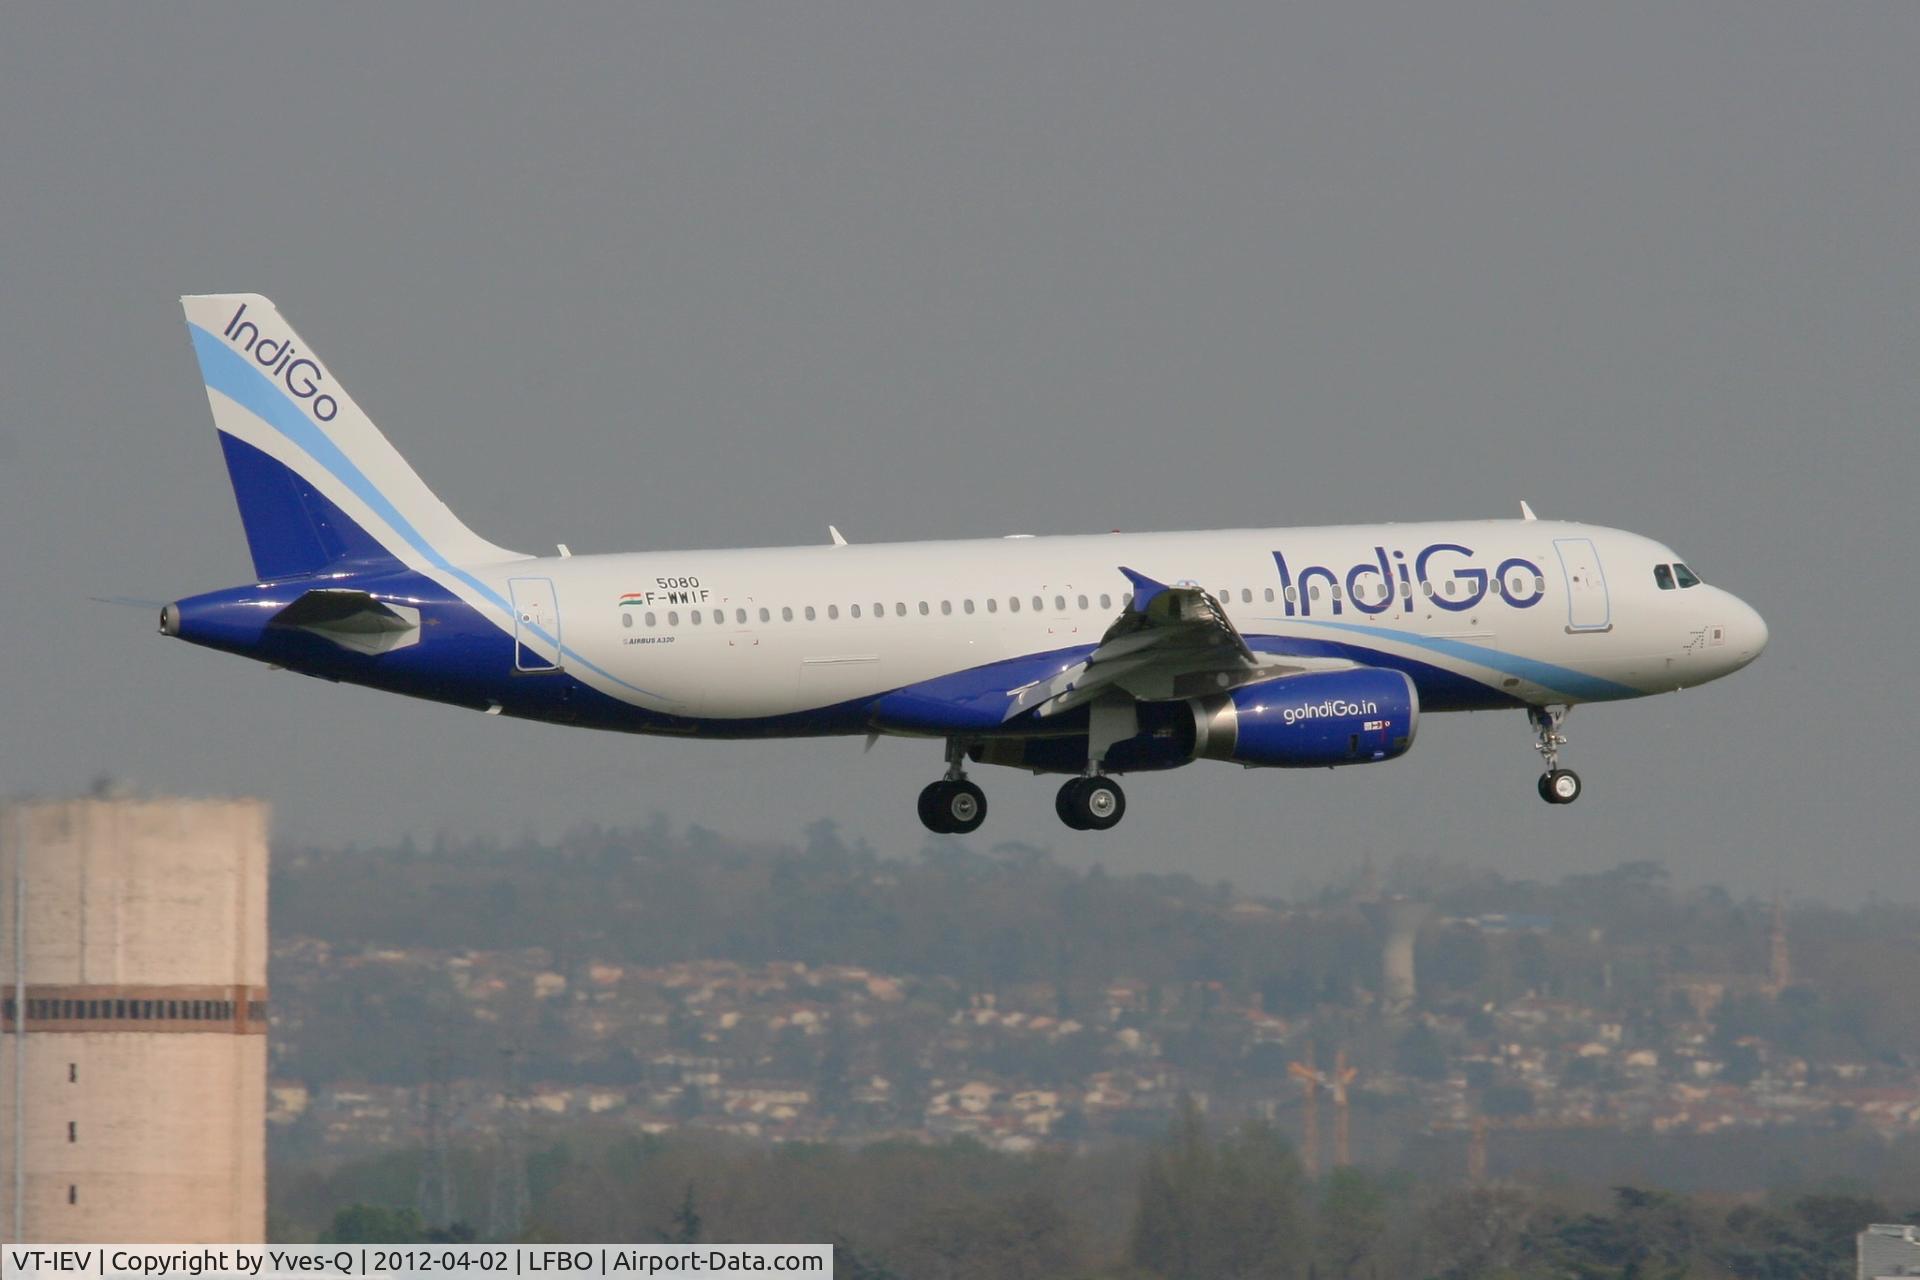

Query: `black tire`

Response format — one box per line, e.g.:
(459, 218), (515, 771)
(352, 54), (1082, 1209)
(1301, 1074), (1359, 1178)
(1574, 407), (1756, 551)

(918, 781), (953, 833)
(1537, 773), (1555, 803)
(1080, 777), (1127, 830)
(944, 779), (987, 834)
(1543, 769), (1582, 805)
(1056, 778), (1090, 830)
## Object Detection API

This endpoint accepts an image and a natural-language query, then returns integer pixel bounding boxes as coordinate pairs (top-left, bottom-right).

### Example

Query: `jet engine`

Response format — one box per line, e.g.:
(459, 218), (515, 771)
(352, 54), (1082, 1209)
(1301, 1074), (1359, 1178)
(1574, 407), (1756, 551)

(972, 667), (1418, 774)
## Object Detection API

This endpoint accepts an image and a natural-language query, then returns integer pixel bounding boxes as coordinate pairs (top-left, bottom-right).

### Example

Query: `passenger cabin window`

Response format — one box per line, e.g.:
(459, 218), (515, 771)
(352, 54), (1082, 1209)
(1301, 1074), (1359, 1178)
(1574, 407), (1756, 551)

(1673, 562), (1701, 589)
(828, 605), (840, 620)
(758, 608), (770, 623)
(804, 606), (816, 621)
(1654, 564), (1675, 591)
(1100, 594), (1112, 609)
(782, 607), (794, 621)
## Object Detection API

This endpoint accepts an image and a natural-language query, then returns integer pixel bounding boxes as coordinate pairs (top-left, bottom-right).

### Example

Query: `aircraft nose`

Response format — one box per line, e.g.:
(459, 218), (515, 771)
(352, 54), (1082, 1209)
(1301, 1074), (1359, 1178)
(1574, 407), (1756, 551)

(1731, 595), (1768, 665)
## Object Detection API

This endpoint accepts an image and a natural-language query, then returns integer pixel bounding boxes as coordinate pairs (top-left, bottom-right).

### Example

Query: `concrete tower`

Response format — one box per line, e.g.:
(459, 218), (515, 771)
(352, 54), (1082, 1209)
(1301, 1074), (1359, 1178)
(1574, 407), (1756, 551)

(1364, 899), (1432, 1014)
(2, 797), (268, 1242)
(1767, 897), (1791, 994)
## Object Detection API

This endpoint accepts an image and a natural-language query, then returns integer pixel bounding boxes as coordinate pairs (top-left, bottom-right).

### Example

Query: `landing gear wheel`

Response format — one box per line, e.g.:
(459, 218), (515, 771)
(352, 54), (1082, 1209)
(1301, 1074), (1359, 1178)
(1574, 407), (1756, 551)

(1057, 776), (1126, 831)
(1539, 769), (1581, 805)
(918, 782), (950, 832)
(1527, 706), (1581, 806)
(942, 779), (987, 833)
(1055, 779), (1090, 830)
(919, 779), (987, 833)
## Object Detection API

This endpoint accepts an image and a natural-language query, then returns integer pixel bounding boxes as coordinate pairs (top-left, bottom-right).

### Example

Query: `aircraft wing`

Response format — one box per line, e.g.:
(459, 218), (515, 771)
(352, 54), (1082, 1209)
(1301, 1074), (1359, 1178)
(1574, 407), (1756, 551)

(1003, 567), (1344, 720)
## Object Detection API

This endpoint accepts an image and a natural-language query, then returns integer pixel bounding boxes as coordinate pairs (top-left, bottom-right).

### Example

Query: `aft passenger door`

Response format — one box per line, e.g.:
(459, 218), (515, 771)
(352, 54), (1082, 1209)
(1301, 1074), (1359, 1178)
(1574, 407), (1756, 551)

(1553, 538), (1611, 633)
(509, 577), (563, 672)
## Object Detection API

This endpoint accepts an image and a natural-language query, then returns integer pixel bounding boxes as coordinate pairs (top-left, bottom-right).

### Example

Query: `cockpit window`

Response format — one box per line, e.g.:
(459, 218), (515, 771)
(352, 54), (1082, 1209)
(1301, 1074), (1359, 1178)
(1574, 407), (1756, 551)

(1673, 563), (1701, 589)
(1654, 564), (1675, 591)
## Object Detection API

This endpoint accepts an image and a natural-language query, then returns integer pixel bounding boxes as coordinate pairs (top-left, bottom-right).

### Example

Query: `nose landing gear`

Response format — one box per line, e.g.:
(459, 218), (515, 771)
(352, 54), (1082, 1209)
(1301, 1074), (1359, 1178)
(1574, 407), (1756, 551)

(1529, 705), (1581, 805)
(918, 739), (988, 834)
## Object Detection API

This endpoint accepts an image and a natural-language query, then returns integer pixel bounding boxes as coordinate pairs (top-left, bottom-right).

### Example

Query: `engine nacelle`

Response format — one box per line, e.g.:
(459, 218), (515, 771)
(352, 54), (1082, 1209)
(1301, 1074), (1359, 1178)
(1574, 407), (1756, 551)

(1193, 667), (1418, 768)
(969, 668), (1418, 774)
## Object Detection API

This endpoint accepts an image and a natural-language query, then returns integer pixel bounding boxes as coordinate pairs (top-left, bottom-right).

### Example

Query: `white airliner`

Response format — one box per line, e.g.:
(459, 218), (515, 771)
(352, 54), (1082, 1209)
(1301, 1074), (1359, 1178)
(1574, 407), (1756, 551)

(161, 294), (1767, 832)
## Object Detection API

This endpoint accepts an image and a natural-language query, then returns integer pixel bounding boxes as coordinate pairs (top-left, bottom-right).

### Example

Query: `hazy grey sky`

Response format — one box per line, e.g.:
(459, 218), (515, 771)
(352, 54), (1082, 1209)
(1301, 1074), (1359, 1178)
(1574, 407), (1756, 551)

(3, 5), (1916, 902)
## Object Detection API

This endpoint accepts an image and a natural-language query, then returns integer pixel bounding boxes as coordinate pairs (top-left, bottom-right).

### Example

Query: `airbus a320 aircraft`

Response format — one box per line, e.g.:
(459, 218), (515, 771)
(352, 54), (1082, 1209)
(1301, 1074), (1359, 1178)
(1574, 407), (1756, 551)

(161, 295), (1767, 833)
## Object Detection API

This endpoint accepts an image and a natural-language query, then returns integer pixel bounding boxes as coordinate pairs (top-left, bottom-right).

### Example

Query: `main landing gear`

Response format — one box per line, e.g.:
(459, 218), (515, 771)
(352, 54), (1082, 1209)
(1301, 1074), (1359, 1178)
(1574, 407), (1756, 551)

(918, 739), (987, 834)
(914, 740), (1131, 834)
(1056, 775), (1127, 831)
(1529, 705), (1582, 805)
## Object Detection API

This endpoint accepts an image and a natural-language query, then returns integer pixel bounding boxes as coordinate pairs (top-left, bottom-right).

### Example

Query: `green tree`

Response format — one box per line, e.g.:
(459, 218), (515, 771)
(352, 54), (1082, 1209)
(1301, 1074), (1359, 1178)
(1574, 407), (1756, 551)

(890, 1191), (1078, 1280)
(1316, 1167), (1389, 1279)
(1419, 1186), (1535, 1280)
(1129, 1096), (1306, 1280)
(321, 1203), (428, 1243)
(657, 1183), (703, 1244)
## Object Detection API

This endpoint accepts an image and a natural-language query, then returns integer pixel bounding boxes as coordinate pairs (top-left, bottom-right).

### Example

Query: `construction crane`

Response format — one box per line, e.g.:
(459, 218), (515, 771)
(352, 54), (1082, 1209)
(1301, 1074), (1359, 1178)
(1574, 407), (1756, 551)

(1287, 1046), (1321, 1178)
(1288, 1045), (1361, 1173)
(1329, 1047), (1358, 1168)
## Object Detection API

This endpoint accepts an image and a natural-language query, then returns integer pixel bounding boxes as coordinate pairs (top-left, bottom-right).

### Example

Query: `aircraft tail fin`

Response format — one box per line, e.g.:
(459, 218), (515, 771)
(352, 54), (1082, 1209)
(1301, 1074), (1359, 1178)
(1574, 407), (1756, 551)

(181, 293), (521, 581)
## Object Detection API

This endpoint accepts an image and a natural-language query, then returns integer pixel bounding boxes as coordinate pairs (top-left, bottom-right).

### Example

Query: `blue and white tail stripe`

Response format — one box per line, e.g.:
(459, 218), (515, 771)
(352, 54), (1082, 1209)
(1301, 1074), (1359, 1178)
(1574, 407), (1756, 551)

(183, 294), (519, 568)
(182, 294), (664, 702)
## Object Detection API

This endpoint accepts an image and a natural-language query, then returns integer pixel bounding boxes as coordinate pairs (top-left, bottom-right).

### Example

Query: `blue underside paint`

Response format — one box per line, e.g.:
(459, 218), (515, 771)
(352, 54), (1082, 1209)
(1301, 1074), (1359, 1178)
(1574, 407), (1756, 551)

(869, 647), (1095, 733)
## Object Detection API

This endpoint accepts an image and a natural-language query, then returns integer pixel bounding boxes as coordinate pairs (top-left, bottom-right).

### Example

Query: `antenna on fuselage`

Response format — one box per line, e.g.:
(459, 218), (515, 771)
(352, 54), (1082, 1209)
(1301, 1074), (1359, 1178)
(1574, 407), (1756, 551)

(1519, 501), (1538, 522)
(829, 525), (849, 546)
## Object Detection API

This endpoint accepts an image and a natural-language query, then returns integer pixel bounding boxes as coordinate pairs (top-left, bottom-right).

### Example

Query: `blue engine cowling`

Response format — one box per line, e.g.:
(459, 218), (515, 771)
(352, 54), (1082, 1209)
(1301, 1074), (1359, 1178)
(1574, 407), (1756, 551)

(1196, 667), (1418, 767)
(968, 667), (1418, 774)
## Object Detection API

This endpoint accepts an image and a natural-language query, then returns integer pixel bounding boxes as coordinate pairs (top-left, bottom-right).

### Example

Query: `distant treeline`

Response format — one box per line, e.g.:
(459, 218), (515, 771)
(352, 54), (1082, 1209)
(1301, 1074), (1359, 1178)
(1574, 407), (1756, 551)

(282, 1101), (1919, 1277)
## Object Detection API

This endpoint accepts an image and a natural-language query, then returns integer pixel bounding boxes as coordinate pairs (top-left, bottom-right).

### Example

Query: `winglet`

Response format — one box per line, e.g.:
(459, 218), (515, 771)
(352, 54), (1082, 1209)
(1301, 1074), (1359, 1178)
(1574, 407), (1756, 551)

(1118, 566), (1170, 611)
(1519, 500), (1538, 522)
(829, 525), (849, 546)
